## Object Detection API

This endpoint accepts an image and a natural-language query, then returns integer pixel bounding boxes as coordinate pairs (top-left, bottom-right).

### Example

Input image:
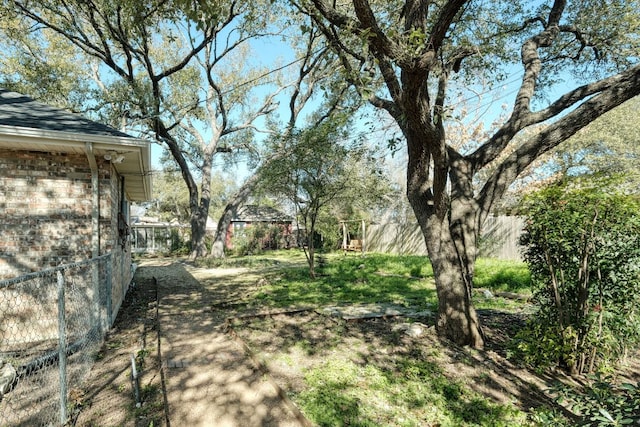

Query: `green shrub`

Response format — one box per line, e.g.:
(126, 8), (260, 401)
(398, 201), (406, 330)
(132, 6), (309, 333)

(230, 223), (290, 256)
(169, 228), (190, 254)
(514, 177), (640, 374)
(552, 374), (640, 426)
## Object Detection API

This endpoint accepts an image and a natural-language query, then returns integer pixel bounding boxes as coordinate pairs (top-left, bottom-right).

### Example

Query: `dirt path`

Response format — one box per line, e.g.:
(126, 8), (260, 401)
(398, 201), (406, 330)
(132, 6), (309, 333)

(75, 258), (305, 427)
(158, 260), (304, 427)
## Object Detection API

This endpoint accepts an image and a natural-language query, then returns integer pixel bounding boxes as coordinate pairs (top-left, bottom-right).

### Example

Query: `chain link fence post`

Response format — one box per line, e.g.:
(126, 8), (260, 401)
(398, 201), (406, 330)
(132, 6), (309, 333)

(56, 270), (68, 426)
(106, 256), (113, 327)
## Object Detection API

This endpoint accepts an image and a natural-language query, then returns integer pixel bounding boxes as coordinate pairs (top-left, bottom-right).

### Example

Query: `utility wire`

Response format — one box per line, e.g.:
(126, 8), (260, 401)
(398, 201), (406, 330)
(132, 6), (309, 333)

(220, 48), (325, 96)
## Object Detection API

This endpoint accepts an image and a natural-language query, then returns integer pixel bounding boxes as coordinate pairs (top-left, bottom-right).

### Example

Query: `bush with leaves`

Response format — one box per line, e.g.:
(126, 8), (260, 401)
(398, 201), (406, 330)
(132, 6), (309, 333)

(512, 177), (640, 375)
(230, 223), (289, 256)
(169, 228), (191, 255)
(552, 374), (640, 426)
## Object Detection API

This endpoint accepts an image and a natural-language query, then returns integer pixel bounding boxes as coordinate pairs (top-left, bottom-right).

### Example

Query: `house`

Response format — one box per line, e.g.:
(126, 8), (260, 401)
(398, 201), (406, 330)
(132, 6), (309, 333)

(0, 89), (151, 286)
(226, 204), (294, 249)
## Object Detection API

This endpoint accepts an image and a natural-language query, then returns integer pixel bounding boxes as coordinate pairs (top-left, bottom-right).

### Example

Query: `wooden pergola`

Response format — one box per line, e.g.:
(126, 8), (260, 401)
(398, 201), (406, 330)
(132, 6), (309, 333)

(340, 219), (367, 255)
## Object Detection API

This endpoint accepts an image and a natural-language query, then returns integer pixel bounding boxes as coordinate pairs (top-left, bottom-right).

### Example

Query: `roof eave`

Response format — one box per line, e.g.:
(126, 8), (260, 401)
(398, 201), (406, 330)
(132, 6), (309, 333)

(0, 124), (152, 201)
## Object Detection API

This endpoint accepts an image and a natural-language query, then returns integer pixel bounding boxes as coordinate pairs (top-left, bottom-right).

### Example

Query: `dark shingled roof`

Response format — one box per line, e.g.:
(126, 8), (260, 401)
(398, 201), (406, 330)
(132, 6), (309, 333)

(0, 89), (133, 138)
(233, 205), (293, 222)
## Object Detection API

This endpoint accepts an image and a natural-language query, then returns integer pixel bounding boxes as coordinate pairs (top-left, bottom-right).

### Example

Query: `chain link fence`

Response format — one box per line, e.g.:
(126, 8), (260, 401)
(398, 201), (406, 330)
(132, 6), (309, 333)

(0, 254), (120, 426)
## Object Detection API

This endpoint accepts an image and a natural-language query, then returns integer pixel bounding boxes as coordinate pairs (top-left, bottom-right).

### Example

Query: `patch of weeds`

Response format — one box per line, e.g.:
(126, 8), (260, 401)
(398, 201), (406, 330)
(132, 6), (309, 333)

(528, 406), (570, 426)
(133, 400), (164, 424)
(475, 371), (492, 384)
(136, 348), (150, 370)
(297, 358), (378, 426)
(141, 383), (159, 399)
(131, 382), (164, 426)
(295, 354), (529, 426)
(447, 396), (527, 426)
(294, 339), (313, 354)
(106, 340), (125, 350)
(474, 258), (531, 293)
(277, 353), (294, 367)
(472, 293), (524, 312)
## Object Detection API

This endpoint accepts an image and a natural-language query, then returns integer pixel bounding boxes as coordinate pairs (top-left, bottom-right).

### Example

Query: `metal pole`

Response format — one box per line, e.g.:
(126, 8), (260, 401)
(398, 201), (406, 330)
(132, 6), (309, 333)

(56, 270), (68, 426)
(106, 255), (113, 327)
(92, 260), (101, 336)
(131, 354), (141, 407)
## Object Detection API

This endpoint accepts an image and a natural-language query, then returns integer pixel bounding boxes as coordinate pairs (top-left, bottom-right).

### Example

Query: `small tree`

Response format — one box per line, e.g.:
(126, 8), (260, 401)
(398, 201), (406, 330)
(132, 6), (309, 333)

(515, 177), (640, 375)
(260, 115), (390, 277)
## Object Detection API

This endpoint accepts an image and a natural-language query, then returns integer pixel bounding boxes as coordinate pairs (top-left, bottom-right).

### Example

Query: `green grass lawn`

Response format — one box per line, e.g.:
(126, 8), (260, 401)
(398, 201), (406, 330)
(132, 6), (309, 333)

(217, 250), (555, 427)
(474, 258), (531, 292)
(210, 250), (531, 312)
(251, 252), (438, 308)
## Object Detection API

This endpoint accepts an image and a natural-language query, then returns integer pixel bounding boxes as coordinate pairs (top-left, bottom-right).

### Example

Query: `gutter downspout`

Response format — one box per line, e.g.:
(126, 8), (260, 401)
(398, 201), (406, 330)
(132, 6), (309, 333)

(85, 142), (106, 331)
(85, 142), (100, 257)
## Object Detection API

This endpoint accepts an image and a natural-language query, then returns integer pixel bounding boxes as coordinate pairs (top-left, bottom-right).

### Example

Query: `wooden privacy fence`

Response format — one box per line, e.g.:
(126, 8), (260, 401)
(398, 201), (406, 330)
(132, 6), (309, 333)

(366, 216), (525, 260)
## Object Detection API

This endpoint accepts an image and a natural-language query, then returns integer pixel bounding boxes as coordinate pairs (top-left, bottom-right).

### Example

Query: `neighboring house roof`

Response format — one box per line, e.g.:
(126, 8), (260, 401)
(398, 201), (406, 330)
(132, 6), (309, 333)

(232, 205), (293, 223)
(0, 89), (151, 201)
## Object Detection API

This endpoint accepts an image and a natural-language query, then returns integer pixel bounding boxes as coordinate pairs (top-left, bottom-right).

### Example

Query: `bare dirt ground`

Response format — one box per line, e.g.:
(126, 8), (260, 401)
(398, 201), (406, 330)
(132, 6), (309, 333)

(74, 258), (305, 427)
(72, 259), (165, 427)
(73, 257), (640, 426)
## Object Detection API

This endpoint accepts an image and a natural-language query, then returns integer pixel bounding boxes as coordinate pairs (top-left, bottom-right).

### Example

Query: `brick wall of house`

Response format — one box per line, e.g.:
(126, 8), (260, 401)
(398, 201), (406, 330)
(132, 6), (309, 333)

(0, 149), (117, 279)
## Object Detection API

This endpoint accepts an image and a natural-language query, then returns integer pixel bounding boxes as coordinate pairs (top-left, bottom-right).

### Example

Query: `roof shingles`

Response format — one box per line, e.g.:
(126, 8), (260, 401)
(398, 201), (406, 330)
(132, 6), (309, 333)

(0, 89), (131, 138)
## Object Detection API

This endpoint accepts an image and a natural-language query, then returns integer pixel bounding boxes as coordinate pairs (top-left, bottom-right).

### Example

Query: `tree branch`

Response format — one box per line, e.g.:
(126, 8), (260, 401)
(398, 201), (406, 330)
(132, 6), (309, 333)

(428, 0), (468, 52)
(477, 62), (640, 219)
(303, 0), (403, 103)
(467, 0), (567, 170)
(352, 0), (398, 59)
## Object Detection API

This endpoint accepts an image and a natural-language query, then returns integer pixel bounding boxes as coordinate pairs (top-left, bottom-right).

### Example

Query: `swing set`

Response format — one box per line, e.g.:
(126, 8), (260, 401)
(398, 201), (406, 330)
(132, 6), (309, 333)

(340, 219), (367, 254)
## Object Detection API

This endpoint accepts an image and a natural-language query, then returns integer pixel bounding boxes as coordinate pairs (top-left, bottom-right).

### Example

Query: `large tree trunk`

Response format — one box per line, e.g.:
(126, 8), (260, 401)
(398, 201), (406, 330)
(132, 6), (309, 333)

(189, 156), (213, 260)
(408, 185), (484, 348)
(190, 209), (209, 259)
(424, 213), (484, 348)
(209, 173), (258, 258)
(209, 210), (232, 259)
(406, 122), (484, 348)
(155, 124), (208, 261)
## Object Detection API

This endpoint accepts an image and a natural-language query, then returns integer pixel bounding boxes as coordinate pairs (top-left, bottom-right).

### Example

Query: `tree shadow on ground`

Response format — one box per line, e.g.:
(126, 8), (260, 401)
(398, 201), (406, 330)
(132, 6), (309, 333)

(231, 306), (583, 426)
